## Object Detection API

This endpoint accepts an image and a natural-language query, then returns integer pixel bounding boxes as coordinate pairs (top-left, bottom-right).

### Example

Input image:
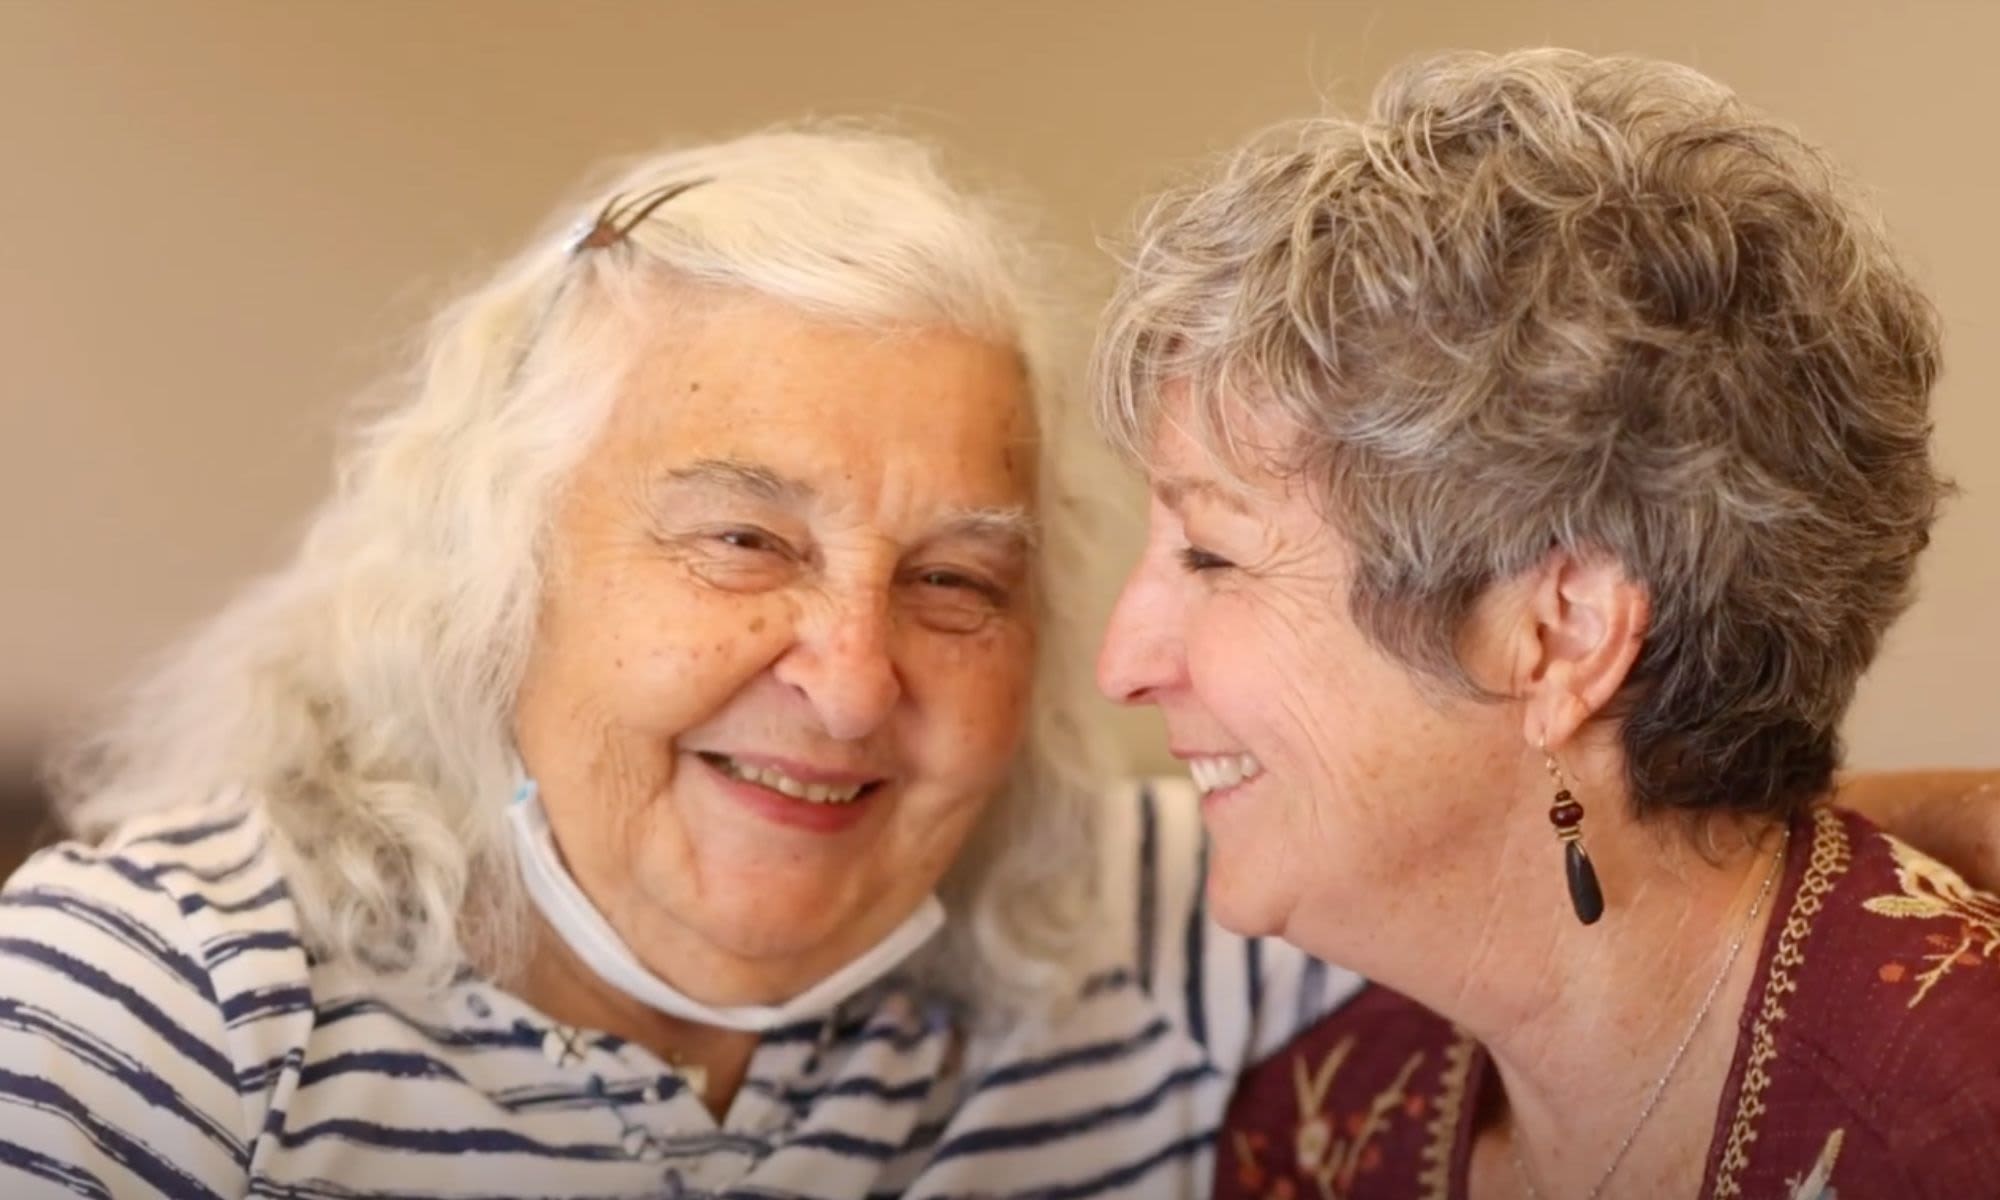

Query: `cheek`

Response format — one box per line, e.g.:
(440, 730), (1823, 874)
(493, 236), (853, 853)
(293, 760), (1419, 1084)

(1188, 599), (1392, 795)
(1258, 655), (1479, 876)
(905, 625), (1034, 783)
(547, 574), (789, 737)
(1183, 597), (1304, 727)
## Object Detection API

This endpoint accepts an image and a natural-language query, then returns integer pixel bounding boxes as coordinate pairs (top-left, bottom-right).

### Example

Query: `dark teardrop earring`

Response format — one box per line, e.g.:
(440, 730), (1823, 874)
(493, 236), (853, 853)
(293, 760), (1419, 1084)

(1544, 753), (1605, 925)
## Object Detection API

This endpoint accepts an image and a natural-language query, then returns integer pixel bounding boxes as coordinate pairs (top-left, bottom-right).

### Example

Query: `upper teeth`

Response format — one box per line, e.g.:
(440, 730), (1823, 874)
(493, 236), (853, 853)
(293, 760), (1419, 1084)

(1188, 754), (1262, 796)
(713, 756), (866, 804)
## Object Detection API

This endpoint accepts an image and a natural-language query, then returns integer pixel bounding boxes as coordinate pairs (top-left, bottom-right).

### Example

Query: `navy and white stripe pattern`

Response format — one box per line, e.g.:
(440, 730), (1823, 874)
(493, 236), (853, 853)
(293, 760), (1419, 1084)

(0, 780), (1359, 1198)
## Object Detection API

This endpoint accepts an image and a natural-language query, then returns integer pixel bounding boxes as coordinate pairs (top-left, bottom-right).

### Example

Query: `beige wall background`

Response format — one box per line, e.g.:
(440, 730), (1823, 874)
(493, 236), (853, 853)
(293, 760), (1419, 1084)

(2, 0), (1994, 783)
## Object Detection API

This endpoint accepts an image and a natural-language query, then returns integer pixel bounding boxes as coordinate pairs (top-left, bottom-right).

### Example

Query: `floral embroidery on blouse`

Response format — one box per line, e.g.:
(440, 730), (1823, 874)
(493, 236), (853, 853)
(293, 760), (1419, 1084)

(1228, 1035), (1428, 1200)
(1859, 834), (2000, 1007)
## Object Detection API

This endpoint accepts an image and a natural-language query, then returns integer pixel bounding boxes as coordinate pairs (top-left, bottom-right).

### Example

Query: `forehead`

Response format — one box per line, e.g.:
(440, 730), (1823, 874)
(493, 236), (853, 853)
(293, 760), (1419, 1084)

(1142, 394), (1282, 508)
(600, 292), (1036, 512)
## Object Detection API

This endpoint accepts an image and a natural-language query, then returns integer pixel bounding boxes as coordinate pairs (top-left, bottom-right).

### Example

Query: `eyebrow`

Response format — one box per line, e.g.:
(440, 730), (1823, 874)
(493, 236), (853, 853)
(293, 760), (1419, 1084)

(659, 459), (813, 504)
(659, 458), (1039, 550)
(1153, 475), (1252, 516)
(927, 507), (1040, 554)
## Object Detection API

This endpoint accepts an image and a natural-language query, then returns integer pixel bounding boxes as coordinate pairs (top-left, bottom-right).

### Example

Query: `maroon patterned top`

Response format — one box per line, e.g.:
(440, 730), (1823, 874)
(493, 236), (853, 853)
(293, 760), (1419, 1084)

(1215, 807), (2000, 1198)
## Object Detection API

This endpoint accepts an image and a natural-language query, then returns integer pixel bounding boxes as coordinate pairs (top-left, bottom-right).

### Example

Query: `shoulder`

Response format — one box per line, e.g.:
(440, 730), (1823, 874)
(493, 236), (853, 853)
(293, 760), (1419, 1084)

(1728, 806), (2000, 1193)
(939, 964), (1228, 1197)
(6, 796), (305, 976)
(1226, 984), (1462, 1110)
(0, 798), (313, 1192)
(1777, 807), (2000, 1072)
(3, 796), (302, 996)
(1216, 984), (1473, 1200)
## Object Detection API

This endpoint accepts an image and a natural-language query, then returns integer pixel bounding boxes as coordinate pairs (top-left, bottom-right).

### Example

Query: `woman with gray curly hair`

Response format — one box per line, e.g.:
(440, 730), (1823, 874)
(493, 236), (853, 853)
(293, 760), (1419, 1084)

(0, 129), (1356, 1198)
(1097, 50), (2000, 1198)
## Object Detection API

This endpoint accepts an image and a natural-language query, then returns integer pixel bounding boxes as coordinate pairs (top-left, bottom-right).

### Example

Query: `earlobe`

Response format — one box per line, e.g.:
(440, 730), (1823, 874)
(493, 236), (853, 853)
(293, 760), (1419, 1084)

(1526, 688), (1594, 751)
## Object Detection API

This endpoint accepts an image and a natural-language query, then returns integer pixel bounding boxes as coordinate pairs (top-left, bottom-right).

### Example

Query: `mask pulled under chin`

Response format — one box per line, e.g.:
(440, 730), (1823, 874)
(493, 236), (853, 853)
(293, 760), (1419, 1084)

(505, 778), (946, 1033)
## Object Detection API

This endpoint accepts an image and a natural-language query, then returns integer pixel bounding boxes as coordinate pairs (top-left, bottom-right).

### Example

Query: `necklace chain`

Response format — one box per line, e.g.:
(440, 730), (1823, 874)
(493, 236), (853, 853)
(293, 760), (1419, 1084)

(1508, 827), (1790, 1200)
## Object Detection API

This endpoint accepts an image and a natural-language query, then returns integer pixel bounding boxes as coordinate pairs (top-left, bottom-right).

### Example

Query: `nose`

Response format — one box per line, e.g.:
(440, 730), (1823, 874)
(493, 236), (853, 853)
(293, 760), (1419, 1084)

(773, 589), (901, 741)
(1097, 565), (1184, 706)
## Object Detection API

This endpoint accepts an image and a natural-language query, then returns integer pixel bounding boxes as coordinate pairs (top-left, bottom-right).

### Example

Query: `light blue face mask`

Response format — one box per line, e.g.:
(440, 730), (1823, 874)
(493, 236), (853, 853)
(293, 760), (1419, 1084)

(505, 778), (945, 1033)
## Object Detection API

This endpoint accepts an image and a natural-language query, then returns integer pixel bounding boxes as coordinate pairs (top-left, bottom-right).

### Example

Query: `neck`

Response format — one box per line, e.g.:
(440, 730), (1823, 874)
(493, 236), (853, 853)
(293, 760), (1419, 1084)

(1291, 795), (1792, 1199)
(512, 916), (759, 1119)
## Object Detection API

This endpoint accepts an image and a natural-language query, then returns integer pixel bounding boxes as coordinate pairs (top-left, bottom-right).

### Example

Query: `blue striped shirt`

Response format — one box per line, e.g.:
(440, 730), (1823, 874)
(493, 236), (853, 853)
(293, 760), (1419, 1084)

(0, 780), (1359, 1198)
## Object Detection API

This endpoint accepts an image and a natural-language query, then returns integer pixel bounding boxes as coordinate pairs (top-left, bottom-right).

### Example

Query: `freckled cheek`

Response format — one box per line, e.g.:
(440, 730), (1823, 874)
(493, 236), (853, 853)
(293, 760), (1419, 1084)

(591, 594), (790, 734)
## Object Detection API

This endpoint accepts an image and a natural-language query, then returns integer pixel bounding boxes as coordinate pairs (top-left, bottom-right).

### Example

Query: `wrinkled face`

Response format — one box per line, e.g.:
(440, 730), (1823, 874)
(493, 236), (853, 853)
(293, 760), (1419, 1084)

(1096, 407), (1518, 951)
(514, 292), (1038, 1004)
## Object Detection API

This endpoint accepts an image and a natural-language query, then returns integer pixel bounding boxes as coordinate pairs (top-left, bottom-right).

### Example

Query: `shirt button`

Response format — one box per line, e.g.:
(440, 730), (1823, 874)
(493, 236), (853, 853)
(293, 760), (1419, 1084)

(642, 1080), (663, 1103)
(541, 1025), (584, 1067)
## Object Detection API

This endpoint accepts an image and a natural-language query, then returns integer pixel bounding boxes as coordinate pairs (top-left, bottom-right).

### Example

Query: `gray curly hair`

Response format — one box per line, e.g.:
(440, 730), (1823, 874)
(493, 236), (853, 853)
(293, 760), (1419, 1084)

(1096, 49), (1947, 821)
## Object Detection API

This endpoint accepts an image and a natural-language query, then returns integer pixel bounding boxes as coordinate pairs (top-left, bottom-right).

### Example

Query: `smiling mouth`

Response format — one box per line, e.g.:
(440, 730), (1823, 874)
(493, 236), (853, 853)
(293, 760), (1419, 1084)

(1188, 753), (1265, 797)
(695, 752), (883, 806)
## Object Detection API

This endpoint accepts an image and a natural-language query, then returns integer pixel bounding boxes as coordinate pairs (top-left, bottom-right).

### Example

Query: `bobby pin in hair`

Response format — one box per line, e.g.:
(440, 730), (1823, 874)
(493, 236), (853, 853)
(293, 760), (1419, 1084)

(570, 178), (710, 254)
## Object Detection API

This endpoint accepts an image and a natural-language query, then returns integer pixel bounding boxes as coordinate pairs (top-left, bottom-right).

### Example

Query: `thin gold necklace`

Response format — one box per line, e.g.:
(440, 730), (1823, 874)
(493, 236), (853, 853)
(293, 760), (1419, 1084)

(1507, 827), (1789, 1200)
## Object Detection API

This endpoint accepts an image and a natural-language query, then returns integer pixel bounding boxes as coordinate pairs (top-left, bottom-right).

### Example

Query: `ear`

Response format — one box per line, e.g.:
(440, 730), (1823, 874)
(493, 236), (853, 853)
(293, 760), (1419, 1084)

(1513, 550), (1651, 751)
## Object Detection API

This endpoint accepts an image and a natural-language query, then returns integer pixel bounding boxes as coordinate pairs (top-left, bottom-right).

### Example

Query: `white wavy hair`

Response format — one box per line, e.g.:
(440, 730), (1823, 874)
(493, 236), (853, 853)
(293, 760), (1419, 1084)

(48, 127), (1114, 1019)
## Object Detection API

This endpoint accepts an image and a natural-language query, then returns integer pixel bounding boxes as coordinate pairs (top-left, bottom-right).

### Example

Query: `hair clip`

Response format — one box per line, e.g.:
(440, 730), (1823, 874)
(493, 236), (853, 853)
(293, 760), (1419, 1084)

(567, 178), (711, 256)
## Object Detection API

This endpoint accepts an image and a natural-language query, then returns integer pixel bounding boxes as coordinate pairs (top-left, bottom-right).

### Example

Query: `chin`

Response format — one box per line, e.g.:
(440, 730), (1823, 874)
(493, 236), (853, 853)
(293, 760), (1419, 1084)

(724, 897), (859, 962)
(1203, 867), (1290, 940)
(639, 864), (843, 955)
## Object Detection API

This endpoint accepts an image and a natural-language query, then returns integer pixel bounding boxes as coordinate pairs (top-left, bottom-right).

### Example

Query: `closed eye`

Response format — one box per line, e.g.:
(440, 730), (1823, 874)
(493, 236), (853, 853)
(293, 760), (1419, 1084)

(908, 567), (1007, 602)
(899, 565), (1013, 634)
(657, 519), (805, 595)
(1177, 545), (1234, 573)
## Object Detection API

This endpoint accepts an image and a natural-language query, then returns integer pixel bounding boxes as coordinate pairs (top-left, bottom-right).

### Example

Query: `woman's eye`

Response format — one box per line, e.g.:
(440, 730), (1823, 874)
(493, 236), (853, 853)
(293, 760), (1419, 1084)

(668, 525), (802, 593)
(715, 527), (788, 556)
(916, 569), (986, 592)
(1177, 545), (1234, 573)
(909, 568), (1008, 605)
(903, 567), (1010, 633)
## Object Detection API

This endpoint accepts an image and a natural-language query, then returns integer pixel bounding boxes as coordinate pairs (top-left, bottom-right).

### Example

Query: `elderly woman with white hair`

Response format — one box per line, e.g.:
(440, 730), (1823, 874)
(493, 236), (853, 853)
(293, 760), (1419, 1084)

(2, 121), (1991, 1200)
(0, 130), (1362, 1199)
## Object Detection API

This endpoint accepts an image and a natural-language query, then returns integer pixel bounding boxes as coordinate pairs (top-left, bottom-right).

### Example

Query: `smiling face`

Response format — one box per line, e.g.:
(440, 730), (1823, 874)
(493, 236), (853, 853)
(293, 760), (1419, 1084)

(513, 290), (1037, 1005)
(1096, 408), (1524, 951)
